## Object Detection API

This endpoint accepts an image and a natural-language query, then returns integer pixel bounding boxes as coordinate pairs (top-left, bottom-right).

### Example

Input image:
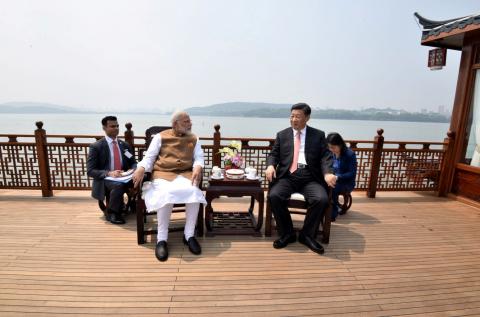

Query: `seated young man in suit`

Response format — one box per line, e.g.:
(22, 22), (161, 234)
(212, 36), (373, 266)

(265, 103), (336, 255)
(87, 116), (137, 224)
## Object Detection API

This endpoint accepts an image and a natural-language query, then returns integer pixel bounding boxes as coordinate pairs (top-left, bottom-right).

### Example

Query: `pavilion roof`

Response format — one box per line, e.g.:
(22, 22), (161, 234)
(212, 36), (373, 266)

(415, 12), (480, 50)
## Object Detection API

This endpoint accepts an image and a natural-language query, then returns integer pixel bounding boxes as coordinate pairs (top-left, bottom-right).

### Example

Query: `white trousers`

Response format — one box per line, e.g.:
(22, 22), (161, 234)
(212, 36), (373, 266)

(156, 202), (200, 242)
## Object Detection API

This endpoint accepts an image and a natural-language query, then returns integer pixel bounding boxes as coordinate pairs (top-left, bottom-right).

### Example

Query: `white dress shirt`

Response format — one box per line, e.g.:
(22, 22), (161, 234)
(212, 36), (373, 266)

(105, 135), (123, 171)
(292, 126), (307, 165)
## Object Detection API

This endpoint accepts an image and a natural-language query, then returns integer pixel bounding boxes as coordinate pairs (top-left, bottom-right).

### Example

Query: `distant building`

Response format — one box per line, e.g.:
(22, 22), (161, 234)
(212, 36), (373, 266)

(437, 105), (451, 116)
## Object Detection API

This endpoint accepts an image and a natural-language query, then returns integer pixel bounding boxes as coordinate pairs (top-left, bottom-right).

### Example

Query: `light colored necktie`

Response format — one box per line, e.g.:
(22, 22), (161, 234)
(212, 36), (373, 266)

(289, 131), (301, 173)
(112, 140), (122, 170)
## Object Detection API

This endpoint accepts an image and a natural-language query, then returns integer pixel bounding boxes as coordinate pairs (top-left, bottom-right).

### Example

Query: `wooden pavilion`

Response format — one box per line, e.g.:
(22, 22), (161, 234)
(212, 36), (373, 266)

(416, 12), (480, 204)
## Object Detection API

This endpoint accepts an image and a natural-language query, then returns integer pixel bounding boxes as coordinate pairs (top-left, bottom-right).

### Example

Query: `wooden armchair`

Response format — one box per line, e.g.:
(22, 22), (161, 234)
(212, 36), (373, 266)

(135, 126), (204, 245)
(265, 188), (332, 244)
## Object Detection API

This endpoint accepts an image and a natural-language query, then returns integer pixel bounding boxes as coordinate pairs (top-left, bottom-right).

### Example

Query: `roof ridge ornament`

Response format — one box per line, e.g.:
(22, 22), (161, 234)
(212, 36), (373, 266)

(414, 12), (467, 30)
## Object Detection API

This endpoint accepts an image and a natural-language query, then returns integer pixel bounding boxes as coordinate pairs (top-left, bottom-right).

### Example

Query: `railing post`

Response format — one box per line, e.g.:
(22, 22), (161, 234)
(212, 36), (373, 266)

(124, 122), (134, 154)
(367, 128), (384, 198)
(437, 130), (456, 197)
(213, 124), (221, 167)
(34, 121), (53, 197)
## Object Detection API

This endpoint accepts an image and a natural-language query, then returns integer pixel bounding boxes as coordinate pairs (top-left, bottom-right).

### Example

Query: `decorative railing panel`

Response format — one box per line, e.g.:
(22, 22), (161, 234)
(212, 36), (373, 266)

(377, 143), (445, 191)
(48, 143), (92, 189)
(348, 141), (374, 191)
(0, 140), (41, 188)
(0, 124), (453, 197)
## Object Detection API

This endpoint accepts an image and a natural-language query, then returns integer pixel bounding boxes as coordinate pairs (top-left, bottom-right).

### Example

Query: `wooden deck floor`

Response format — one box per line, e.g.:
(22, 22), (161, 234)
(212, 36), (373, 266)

(1, 189), (480, 316)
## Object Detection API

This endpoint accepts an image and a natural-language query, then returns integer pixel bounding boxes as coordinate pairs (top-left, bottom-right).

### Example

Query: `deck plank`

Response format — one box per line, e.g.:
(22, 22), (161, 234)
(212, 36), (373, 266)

(1, 190), (480, 316)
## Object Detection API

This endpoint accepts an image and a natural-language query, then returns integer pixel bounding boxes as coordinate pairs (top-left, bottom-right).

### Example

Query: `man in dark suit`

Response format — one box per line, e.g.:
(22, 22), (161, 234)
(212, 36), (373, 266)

(87, 116), (137, 224)
(266, 103), (336, 255)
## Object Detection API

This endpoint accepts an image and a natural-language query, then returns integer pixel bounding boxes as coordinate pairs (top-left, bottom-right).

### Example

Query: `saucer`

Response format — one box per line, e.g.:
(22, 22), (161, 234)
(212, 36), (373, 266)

(245, 176), (260, 181)
(211, 175), (224, 180)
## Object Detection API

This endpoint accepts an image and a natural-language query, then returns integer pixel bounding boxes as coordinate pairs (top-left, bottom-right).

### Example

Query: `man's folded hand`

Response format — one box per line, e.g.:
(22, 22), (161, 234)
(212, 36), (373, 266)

(191, 165), (202, 186)
(132, 167), (145, 188)
(265, 165), (276, 182)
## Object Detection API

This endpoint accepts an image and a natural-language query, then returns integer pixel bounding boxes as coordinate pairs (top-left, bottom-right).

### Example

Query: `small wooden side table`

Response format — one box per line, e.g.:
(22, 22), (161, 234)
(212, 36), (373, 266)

(205, 177), (264, 236)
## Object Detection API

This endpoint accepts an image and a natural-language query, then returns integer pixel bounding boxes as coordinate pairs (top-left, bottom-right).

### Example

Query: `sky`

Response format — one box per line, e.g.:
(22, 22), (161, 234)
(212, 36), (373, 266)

(0, 0), (479, 113)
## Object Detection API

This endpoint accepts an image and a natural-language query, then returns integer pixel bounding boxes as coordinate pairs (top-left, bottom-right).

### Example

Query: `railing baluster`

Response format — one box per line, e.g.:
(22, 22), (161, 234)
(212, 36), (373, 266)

(213, 125), (221, 167)
(438, 130), (456, 197)
(367, 129), (384, 198)
(34, 122), (53, 197)
(124, 123), (134, 154)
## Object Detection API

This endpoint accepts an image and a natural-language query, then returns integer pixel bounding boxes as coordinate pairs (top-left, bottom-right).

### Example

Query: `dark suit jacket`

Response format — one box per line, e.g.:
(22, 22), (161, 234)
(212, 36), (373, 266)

(267, 126), (334, 184)
(87, 137), (137, 200)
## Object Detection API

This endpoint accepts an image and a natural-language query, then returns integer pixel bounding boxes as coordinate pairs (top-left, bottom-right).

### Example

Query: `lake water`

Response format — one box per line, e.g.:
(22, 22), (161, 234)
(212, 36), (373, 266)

(0, 113), (451, 142)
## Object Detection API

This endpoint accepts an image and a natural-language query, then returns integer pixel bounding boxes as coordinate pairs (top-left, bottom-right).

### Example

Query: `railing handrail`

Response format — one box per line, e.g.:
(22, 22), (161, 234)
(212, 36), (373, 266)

(0, 134), (448, 146)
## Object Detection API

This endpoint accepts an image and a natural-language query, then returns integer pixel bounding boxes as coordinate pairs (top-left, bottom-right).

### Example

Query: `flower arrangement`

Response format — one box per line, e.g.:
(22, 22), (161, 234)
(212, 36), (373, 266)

(218, 140), (243, 169)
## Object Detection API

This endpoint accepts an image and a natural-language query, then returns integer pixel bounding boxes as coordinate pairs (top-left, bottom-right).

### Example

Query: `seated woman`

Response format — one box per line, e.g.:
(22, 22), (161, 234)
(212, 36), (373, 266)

(326, 132), (357, 221)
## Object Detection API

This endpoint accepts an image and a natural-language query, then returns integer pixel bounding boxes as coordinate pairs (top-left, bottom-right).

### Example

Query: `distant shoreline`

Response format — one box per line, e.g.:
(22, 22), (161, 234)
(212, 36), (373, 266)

(0, 110), (450, 123)
(0, 101), (450, 123)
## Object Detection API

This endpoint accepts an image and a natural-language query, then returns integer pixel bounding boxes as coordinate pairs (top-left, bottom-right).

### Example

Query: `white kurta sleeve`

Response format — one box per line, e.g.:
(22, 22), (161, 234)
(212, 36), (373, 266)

(193, 137), (204, 168)
(137, 134), (162, 173)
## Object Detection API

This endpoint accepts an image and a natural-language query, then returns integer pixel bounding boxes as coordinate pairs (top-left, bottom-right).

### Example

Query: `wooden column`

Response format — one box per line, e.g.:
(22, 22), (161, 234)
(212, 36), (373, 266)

(437, 130), (456, 197)
(34, 121), (53, 197)
(212, 124), (221, 167)
(367, 129), (384, 198)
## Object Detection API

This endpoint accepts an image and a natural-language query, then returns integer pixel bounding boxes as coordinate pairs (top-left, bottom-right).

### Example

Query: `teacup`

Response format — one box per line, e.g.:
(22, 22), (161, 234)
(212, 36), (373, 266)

(212, 166), (222, 178)
(246, 168), (257, 179)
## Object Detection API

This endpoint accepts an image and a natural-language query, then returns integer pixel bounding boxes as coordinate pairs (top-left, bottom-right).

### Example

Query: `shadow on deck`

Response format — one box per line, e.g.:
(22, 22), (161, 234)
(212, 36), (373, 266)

(0, 190), (479, 316)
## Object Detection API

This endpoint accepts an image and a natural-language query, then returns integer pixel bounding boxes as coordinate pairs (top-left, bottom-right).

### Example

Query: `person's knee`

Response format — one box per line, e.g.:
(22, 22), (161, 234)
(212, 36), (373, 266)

(309, 194), (329, 209)
(268, 188), (284, 204)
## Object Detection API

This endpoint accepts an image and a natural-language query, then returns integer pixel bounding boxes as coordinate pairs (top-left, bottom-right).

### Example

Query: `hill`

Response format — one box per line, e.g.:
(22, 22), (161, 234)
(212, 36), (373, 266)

(185, 102), (450, 123)
(0, 102), (85, 113)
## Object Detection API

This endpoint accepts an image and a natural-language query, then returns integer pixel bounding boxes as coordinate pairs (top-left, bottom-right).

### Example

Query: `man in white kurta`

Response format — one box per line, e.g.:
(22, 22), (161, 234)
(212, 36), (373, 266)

(132, 111), (206, 262)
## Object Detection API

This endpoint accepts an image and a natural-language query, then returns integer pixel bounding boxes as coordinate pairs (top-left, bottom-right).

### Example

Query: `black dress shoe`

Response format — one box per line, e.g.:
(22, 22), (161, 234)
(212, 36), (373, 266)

(273, 233), (296, 249)
(109, 213), (126, 225)
(183, 236), (202, 255)
(298, 234), (324, 255)
(155, 241), (168, 262)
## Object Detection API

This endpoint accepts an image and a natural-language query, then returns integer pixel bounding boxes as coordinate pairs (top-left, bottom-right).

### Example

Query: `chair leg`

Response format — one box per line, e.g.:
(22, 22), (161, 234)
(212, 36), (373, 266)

(346, 193), (352, 211)
(136, 198), (145, 245)
(320, 209), (331, 244)
(265, 197), (272, 237)
(196, 203), (204, 237)
(322, 192), (332, 244)
(339, 192), (353, 215)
